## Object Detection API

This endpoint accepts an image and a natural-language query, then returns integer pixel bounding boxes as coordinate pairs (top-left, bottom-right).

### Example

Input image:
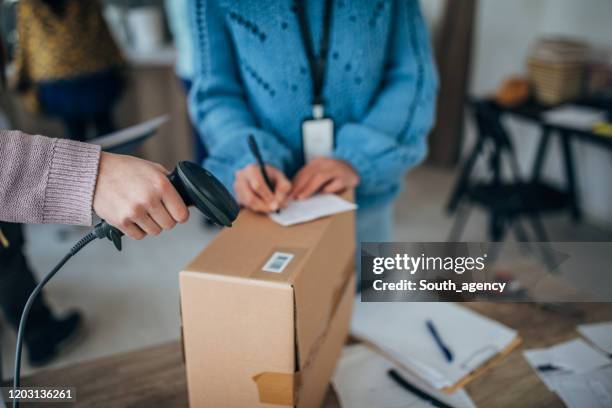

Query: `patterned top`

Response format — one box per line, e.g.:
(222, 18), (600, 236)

(13, 0), (124, 86)
(188, 0), (438, 209)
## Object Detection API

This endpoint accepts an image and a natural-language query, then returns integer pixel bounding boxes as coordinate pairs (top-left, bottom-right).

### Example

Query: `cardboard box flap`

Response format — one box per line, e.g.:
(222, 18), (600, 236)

(250, 275), (355, 407)
(298, 275), (355, 407)
(180, 272), (296, 407)
(184, 210), (339, 284)
(292, 209), (355, 370)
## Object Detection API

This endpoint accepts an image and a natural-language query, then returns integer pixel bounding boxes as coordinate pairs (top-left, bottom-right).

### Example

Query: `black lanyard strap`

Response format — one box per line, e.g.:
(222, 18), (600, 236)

(295, 0), (333, 108)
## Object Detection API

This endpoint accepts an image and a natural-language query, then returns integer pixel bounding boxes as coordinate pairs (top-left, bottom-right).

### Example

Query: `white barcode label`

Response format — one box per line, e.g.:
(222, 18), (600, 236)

(262, 252), (294, 273)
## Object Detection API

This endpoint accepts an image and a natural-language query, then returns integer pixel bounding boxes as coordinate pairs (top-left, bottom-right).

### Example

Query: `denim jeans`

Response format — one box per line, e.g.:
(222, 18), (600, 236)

(355, 203), (394, 288)
(38, 69), (123, 141)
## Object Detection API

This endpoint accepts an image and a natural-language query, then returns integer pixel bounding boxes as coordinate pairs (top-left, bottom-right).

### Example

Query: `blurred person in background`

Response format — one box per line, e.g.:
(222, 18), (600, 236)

(0, 34), (190, 366)
(188, 0), (438, 274)
(12, 0), (124, 141)
(165, 0), (207, 164)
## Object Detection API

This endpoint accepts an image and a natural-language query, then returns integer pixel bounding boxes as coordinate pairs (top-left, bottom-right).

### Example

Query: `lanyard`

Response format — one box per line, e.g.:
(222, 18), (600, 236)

(295, 0), (333, 117)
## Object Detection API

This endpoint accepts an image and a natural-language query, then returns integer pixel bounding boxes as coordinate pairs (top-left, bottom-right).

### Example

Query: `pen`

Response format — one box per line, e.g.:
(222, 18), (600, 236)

(426, 319), (454, 363)
(536, 364), (563, 372)
(387, 369), (456, 408)
(247, 134), (280, 213)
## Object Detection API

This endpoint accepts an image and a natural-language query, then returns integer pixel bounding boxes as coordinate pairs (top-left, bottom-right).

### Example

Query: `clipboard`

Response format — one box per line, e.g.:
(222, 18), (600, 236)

(442, 335), (522, 393)
(351, 301), (523, 392)
(356, 336), (522, 393)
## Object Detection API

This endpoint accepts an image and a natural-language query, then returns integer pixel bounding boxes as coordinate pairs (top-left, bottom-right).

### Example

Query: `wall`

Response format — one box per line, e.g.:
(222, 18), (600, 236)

(467, 0), (612, 226)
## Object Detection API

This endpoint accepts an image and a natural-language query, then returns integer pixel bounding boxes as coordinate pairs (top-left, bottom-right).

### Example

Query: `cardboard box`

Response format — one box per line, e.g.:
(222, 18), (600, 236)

(179, 202), (355, 408)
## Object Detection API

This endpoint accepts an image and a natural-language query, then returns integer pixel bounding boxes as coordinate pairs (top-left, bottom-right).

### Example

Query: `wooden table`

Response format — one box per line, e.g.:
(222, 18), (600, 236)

(5, 302), (612, 407)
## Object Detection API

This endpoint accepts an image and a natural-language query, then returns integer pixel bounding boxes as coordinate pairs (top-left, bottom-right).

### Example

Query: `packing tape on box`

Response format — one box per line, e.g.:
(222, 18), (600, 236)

(252, 269), (355, 405)
(252, 371), (301, 405)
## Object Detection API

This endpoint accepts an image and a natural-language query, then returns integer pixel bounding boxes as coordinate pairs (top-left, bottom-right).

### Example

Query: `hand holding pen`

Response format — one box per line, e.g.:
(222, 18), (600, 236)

(233, 135), (291, 213)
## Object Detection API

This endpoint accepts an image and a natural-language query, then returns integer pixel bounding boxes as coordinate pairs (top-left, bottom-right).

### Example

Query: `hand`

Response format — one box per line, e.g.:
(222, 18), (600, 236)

(291, 157), (359, 200)
(93, 152), (190, 240)
(234, 164), (291, 213)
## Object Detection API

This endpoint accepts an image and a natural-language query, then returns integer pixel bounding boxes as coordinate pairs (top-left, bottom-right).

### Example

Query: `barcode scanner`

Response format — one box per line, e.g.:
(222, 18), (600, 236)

(95, 161), (240, 250)
(11, 161), (239, 408)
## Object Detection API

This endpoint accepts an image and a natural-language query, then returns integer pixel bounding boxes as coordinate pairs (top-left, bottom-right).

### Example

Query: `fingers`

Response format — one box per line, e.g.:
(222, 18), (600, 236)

(120, 222), (146, 240)
(135, 213), (162, 236)
(290, 166), (316, 199)
(267, 167), (292, 207)
(138, 175), (189, 237)
(322, 178), (346, 194)
(245, 165), (275, 204)
(235, 164), (292, 212)
(234, 175), (274, 213)
(291, 158), (360, 199)
(148, 201), (177, 230)
(158, 178), (190, 224)
(295, 172), (334, 199)
(291, 160), (331, 199)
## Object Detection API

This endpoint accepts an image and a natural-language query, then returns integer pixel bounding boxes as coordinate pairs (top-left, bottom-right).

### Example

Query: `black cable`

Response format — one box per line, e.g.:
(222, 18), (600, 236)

(11, 231), (98, 408)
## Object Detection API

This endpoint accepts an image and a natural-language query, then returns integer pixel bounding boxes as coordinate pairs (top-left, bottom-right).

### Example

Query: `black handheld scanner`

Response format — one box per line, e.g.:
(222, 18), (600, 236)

(95, 161), (239, 250)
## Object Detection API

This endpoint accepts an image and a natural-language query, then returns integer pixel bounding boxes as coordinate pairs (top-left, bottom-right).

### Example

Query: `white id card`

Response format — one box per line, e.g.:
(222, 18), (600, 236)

(302, 117), (334, 163)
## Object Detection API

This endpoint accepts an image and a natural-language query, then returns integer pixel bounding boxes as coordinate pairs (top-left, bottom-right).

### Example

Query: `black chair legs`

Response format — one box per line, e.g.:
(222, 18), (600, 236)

(447, 201), (473, 241)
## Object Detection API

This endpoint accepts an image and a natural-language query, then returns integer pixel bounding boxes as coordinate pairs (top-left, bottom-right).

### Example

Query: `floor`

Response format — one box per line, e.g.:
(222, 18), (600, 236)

(2, 164), (612, 379)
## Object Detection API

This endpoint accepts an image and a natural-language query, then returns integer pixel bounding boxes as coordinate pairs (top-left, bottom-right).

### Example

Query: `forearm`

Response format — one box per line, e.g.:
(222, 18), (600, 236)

(334, 123), (430, 194)
(0, 130), (101, 225)
(333, 0), (438, 194)
(188, 0), (293, 192)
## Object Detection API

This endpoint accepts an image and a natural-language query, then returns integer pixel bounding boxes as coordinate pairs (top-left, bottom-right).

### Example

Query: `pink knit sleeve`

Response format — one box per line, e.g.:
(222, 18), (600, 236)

(0, 130), (101, 225)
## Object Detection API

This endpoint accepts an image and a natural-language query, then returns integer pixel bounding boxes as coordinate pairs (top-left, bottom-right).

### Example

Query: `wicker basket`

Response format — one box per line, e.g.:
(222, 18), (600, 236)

(527, 38), (589, 105)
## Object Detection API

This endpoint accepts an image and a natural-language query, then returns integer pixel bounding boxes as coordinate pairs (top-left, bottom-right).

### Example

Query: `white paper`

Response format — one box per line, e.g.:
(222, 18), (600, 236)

(333, 344), (476, 408)
(523, 348), (574, 391)
(89, 115), (168, 150)
(524, 339), (612, 398)
(351, 300), (518, 389)
(578, 321), (612, 355)
(554, 366), (612, 408)
(543, 105), (606, 131)
(269, 194), (356, 226)
(525, 364), (612, 408)
(548, 339), (610, 374)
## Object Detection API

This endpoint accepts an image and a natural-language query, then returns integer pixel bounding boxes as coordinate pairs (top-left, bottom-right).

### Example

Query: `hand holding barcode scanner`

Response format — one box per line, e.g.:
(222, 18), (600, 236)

(11, 162), (239, 408)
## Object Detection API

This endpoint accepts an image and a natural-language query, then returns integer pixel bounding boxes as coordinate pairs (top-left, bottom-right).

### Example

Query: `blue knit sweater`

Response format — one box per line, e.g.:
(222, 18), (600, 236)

(188, 0), (438, 209)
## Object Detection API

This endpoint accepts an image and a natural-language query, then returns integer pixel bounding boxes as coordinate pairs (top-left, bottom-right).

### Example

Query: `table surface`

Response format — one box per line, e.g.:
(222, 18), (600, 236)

(474, 97), (612, 149)
(5, 302), (612, 408)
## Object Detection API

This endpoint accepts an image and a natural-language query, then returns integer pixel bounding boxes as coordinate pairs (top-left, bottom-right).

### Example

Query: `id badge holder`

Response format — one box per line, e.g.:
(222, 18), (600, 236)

(302, 104), (334, 163)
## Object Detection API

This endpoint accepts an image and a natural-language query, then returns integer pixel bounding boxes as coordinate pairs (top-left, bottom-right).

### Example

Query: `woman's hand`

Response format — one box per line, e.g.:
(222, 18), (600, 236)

(234, 164), (291, 213)
(291, 157), (359, 200)
(93, 152), (190, 240)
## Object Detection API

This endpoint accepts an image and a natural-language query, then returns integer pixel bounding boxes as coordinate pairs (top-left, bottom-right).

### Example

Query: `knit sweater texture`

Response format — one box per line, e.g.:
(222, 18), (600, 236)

(0, 130), (101, 225)
(188, 0), (438, 208)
